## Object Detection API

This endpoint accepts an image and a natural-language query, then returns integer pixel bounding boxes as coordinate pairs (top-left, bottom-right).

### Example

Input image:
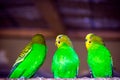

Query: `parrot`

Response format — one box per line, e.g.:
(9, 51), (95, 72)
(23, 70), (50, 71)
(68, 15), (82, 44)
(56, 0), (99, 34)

(8, 34), (47, 78)
(51, 34), (80, 78)
(85, 33), (113, 78)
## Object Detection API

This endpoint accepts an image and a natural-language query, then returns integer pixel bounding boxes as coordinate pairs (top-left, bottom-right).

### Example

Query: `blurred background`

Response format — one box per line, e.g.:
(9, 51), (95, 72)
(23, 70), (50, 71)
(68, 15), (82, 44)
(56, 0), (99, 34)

(0, 0), (120, 78)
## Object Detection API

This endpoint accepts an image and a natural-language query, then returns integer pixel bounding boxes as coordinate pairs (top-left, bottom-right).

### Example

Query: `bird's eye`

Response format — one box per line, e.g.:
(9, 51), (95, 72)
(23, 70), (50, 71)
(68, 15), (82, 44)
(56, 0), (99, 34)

(89, 41), (91, 43)
(58, 36), (62, 39)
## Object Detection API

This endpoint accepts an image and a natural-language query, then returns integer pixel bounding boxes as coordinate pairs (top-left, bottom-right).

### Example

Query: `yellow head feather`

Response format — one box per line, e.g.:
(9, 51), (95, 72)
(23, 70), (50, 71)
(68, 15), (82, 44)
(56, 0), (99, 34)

(85, 33), (104, 49)
(32, 34), (46, 45)
(55, 34), (73, 48)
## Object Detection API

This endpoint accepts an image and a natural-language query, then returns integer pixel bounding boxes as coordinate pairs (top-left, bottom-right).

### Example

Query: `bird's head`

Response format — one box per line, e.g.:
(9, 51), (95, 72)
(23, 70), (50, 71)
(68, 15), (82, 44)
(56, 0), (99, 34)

(85, 33), (104, 49)
(32, 34), (46, 45)
(55, 34), (73, 48)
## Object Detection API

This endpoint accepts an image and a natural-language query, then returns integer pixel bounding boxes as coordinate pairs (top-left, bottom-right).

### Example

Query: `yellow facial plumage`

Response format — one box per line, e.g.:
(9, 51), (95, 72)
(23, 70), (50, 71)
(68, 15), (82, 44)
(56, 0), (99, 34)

(55, 34), (73, 48)
(85, 33), (104, 49)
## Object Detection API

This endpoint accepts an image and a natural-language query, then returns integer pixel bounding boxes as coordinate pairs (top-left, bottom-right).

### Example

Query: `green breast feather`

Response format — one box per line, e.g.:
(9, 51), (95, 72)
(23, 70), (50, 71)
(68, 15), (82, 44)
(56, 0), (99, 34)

(87, 42), (113, 77)
(51, 43), (80, 78)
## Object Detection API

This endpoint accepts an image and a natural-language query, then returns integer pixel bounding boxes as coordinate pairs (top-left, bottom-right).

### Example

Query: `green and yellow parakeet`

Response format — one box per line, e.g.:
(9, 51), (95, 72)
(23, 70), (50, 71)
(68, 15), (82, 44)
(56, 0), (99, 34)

(8, 34), (47, 78)
(51, 34), (80, 78)
(85, 33), (113, 78)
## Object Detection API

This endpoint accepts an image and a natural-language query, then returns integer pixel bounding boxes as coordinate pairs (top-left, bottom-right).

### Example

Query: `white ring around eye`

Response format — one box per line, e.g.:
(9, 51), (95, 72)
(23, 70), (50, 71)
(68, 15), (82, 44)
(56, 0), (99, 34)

(58, 35), (62, 39)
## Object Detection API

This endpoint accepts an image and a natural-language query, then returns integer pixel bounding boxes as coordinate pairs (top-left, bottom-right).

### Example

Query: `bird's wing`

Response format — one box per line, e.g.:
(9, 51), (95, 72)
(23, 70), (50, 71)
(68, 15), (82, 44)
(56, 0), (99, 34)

(13, 42), (32, 66)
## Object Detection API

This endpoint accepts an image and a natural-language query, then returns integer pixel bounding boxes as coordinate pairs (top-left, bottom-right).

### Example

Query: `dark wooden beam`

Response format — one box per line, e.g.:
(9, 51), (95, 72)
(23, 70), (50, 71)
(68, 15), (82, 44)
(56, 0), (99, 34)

(0, 0), (33, 7)
(57, 1), (90, 9)
(68, 30), (120, 41)
(12, 18), (48, 27)
(0, 28), (120, 40)
(58, 1), (120, 19)
(0, 28), (55, 39)
(34, 0), (65, 34)
(61, 12), (120, 20)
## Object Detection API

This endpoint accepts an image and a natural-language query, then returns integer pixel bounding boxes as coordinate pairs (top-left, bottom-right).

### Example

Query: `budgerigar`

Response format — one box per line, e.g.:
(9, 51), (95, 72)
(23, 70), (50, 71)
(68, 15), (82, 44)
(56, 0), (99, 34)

(51, 34), (80, 78)
(9, 34), (47, 78)
(85, 33), (113, 78)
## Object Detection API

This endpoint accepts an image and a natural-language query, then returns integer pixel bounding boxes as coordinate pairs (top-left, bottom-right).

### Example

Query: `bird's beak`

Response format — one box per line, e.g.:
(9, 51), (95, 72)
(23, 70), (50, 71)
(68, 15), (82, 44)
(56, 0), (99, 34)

(55, 41), (57, 46)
